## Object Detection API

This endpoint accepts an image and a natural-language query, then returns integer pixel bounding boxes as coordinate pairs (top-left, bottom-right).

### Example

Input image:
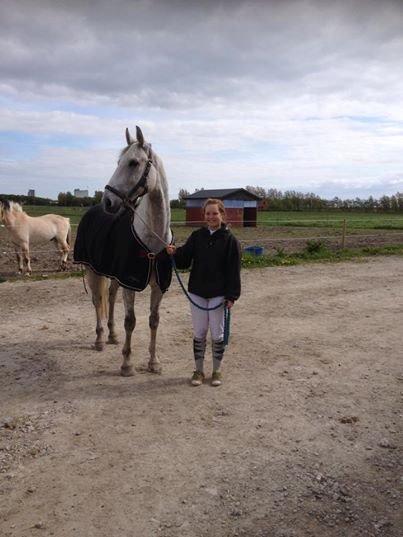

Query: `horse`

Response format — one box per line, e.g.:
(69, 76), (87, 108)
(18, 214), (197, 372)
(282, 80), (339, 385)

(0, 199), (71, 275)
(74, 126), (172, 376)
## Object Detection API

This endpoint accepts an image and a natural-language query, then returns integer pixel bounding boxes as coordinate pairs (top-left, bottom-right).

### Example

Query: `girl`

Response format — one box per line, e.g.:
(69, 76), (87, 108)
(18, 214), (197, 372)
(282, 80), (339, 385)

(166, 198), (241, 386)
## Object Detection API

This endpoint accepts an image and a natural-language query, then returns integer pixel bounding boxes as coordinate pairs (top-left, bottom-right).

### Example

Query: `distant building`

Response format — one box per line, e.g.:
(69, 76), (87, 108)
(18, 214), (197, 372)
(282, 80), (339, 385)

(185, 188), (261, 227)
(74, 189), (89, 198)
(27, 189), (35, 197)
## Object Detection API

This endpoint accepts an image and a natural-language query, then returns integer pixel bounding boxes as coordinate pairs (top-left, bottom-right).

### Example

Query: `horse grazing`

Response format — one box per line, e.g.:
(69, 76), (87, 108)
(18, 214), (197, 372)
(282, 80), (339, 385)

(74, 126), (172, 376)
(0, 199), (71, 275)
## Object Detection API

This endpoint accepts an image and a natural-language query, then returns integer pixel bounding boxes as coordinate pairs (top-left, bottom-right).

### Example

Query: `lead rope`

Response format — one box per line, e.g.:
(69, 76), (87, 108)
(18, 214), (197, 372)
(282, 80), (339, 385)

(132, 208), (231, 345)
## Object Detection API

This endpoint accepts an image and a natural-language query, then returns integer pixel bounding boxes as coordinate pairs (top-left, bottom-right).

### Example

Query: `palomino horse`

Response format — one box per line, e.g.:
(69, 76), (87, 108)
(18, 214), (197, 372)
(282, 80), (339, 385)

(0, 199), (71, 275)
(74, 126), (172, 376)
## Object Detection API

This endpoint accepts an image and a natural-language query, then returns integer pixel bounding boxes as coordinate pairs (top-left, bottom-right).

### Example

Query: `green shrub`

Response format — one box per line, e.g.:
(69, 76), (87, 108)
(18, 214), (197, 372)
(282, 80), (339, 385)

(273, 246), (286, 258)
(304, 239), (327, 254)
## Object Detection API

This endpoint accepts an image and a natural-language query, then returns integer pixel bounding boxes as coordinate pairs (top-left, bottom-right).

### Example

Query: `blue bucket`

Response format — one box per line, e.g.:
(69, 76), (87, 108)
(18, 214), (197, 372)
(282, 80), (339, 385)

(244, 246), (264, 256)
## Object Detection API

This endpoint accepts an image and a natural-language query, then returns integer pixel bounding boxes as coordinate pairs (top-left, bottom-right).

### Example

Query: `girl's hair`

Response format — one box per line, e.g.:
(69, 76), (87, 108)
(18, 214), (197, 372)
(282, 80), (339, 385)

(203, 198), (226, 222)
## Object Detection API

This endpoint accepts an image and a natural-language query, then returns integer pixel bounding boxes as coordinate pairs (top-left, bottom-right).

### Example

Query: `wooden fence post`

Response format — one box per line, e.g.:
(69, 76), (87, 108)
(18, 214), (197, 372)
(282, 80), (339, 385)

(341, 219), (347, 249)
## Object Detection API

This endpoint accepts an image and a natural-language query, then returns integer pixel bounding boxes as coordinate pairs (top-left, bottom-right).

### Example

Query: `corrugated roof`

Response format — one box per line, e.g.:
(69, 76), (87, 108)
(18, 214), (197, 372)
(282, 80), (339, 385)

(185, 188), (261, 200)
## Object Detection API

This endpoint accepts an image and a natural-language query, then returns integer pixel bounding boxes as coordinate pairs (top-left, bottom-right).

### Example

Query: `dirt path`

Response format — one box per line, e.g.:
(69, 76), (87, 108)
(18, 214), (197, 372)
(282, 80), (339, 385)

(0, 257), (402, 537)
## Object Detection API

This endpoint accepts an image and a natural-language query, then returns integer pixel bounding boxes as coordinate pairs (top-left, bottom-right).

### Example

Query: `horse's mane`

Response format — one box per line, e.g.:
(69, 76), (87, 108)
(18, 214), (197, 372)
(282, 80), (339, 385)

(9, 201), (23, 213)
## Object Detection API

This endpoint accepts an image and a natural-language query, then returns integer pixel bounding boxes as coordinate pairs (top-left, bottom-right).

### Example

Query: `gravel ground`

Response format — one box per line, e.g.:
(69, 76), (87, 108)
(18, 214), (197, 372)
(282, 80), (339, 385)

(0, 256), (402, 537)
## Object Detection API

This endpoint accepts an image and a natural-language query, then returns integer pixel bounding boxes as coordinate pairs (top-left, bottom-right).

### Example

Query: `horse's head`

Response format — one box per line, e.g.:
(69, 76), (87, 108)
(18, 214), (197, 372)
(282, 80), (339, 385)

(103, 126), (158, 214)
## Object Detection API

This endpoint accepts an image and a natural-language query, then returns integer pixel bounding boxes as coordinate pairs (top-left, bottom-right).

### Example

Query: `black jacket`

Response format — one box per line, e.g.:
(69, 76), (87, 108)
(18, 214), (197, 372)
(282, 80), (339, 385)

(173, 224), (241, 301)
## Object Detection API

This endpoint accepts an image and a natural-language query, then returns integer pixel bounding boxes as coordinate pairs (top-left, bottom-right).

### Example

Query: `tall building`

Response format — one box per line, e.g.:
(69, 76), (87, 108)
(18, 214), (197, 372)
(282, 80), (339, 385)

(74, 189), (89, 198)
(28, 189), (35, 197)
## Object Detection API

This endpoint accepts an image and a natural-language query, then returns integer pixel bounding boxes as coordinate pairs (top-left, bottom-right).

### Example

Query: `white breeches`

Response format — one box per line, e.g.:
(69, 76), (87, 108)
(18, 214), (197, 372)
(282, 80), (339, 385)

(189, 293), (225, 341)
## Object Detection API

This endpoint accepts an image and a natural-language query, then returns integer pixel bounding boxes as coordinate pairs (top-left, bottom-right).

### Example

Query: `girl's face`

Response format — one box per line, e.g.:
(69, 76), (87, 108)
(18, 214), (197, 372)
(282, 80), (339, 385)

(204, 203), (223, 230)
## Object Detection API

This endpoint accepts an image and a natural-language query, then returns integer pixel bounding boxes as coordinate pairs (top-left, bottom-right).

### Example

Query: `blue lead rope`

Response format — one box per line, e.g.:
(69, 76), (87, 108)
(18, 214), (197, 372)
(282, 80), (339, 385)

(223, 306), (231, 347)
(170, 256), (231, 346)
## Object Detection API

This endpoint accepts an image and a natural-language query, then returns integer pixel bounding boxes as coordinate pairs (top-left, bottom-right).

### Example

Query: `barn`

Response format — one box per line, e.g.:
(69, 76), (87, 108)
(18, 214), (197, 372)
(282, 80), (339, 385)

(184, 188), (261, 227)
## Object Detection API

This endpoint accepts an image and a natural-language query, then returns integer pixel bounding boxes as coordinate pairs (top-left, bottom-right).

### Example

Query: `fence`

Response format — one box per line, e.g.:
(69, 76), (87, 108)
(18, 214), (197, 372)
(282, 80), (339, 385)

(1, 218), (403, 265)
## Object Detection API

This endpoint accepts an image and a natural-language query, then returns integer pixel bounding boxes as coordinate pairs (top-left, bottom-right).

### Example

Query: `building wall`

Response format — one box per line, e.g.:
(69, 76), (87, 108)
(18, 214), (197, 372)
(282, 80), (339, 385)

(74, 189), (89, 198)
(185, 197), (258, 227)
(186, 207), (244, 226)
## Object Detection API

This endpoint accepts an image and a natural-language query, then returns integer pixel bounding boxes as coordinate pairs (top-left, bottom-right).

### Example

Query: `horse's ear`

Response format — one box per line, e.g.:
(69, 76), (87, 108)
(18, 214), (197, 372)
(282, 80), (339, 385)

(136, 126), (145, 147)
(125, 128), (135, 146)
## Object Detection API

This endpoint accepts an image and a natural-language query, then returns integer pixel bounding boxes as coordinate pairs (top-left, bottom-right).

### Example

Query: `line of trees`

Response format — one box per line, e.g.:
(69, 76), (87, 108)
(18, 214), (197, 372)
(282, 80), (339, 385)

(245, 186), (403, 212)
(0, 194), (55, 206)
(3, 188), (403, 213)
(57, 191), (103, 206)
(0, 192), (104, 207)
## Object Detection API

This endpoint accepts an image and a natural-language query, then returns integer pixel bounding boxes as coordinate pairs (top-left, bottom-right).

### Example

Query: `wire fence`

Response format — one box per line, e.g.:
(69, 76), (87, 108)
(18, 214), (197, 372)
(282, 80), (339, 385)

(1, 227), (403, 256)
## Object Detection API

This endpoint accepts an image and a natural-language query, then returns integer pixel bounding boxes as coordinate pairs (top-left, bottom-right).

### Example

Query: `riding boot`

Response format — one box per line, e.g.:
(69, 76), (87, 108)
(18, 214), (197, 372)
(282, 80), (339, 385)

(193, 337), (206, 372)
(212, 339), (225, 371)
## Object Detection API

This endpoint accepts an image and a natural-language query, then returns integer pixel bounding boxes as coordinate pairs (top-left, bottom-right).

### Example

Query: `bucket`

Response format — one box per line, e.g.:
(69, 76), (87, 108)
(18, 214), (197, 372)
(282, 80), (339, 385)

(244, 246), (264, 256)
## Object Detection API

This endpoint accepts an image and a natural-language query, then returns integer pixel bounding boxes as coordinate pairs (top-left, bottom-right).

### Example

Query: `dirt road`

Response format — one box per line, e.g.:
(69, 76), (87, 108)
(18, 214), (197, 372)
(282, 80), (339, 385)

(0, 257), (402, 537)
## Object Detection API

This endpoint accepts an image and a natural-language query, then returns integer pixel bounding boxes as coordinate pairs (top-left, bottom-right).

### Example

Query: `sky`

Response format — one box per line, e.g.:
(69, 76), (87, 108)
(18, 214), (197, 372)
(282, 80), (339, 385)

(0, 0), (402, 201)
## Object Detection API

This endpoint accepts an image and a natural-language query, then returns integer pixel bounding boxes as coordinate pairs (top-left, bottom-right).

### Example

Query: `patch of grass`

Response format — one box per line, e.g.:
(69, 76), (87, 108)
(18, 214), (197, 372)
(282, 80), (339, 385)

(241, 244), (403, 268)
(23, 205), (87, 226)
(4, 271), (85, 283)
(258, 211), (403, 230)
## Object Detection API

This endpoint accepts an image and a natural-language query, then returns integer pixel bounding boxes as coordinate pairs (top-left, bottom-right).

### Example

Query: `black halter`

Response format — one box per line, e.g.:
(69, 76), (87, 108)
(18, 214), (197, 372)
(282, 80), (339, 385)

(105, 159), (153, 207)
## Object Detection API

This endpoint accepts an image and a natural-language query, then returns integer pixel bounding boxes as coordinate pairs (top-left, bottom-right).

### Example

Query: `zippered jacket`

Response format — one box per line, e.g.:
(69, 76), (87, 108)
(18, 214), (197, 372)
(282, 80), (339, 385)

(173, 224), (241, 301)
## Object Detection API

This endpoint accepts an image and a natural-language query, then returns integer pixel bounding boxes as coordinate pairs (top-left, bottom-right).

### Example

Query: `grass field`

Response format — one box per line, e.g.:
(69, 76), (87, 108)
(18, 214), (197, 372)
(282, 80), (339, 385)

(21, 206), (403, 230)
(1, 205), (403, 278)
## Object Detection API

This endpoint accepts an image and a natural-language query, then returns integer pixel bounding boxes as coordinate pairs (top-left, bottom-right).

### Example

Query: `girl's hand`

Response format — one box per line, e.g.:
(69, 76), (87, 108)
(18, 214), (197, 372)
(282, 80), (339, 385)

(225, 300), (234, 309)
(166, 244), (176, 255)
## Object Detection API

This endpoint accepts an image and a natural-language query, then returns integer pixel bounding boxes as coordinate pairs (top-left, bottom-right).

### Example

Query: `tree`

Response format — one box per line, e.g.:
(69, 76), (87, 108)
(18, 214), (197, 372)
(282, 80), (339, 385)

(245, 185), (266, 199)
(178, 188), (190, 202)
(94, 191), (103, 204)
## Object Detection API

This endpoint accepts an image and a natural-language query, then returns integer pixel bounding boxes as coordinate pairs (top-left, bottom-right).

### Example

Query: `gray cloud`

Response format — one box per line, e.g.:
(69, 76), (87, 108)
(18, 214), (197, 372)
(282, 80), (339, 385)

(1, 0), (402, 109)
(1, 0), (402, 199)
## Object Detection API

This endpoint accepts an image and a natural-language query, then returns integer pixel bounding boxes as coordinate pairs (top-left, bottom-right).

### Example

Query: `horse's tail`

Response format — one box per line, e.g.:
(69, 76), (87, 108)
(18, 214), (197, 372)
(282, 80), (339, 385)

(86, 268), (109, 319)
(66, 220), (72, 246)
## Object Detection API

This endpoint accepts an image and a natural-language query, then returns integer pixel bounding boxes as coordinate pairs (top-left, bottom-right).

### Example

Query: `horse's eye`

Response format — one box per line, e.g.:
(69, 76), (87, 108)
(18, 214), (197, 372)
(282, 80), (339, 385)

(128, 158), (139, 167)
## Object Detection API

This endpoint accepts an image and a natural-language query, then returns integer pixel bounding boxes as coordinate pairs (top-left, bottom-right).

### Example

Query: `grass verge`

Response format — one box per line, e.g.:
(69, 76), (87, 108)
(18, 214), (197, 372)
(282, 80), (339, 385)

(241, 244), (403, 268)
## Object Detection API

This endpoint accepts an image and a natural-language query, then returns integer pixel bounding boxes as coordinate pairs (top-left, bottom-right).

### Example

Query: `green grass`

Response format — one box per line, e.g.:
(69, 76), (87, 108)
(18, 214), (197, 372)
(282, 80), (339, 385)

(241, 244), (403, 268)
(257, 210), (403, 230)
(171, 209), (403, 229)
(23, 205), (87, 226)
(22, 206), (403, 230)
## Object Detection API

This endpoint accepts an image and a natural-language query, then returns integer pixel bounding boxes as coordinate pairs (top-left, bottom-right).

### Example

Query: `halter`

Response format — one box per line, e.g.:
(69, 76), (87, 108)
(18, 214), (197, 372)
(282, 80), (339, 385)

(105, 158), (153, 208)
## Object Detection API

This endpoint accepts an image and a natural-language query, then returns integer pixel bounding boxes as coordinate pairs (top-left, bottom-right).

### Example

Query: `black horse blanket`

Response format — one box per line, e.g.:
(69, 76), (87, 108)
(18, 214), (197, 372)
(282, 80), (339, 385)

(74, 204), (172, 293)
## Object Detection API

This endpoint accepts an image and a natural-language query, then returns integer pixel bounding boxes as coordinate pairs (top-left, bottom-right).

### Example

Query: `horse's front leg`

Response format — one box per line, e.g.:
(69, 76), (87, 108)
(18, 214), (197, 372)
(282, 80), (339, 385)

(121, 288), (136, 377)
(107, 279), (120, 345)
(148, 274), (163, 373)
(14, 245), (23, 274)
(86, 270), (109, 351)
(22, 243), (31, 275)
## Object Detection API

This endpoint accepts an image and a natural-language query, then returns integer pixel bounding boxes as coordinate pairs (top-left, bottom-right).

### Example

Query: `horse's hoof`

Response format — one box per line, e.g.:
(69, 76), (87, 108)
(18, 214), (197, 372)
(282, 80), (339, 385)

(107, 336), (119, 345)
(148, 363), (162, 374)
(120, 365), (134, 377)
(94, 342), (104, 351)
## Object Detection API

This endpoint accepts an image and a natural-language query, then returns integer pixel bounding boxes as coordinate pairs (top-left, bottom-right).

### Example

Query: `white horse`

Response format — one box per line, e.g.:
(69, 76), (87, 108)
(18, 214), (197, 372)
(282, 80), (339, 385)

(79, 126), (172, 376)
(0, 199), (71, 275)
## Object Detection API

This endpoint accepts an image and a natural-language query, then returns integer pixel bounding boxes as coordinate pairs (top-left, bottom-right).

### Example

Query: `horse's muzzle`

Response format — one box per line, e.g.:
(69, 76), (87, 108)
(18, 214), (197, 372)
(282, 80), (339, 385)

(103, 194), (121, 214)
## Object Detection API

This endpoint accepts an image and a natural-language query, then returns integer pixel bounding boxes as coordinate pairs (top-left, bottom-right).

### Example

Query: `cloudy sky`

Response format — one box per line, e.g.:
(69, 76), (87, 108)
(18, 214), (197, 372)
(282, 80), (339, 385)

(1, 0), (402, 200)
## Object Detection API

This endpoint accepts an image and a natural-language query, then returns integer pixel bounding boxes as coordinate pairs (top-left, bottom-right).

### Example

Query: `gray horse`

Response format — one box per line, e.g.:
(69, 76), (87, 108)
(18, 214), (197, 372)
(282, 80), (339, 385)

(81, 126), (172, 376)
